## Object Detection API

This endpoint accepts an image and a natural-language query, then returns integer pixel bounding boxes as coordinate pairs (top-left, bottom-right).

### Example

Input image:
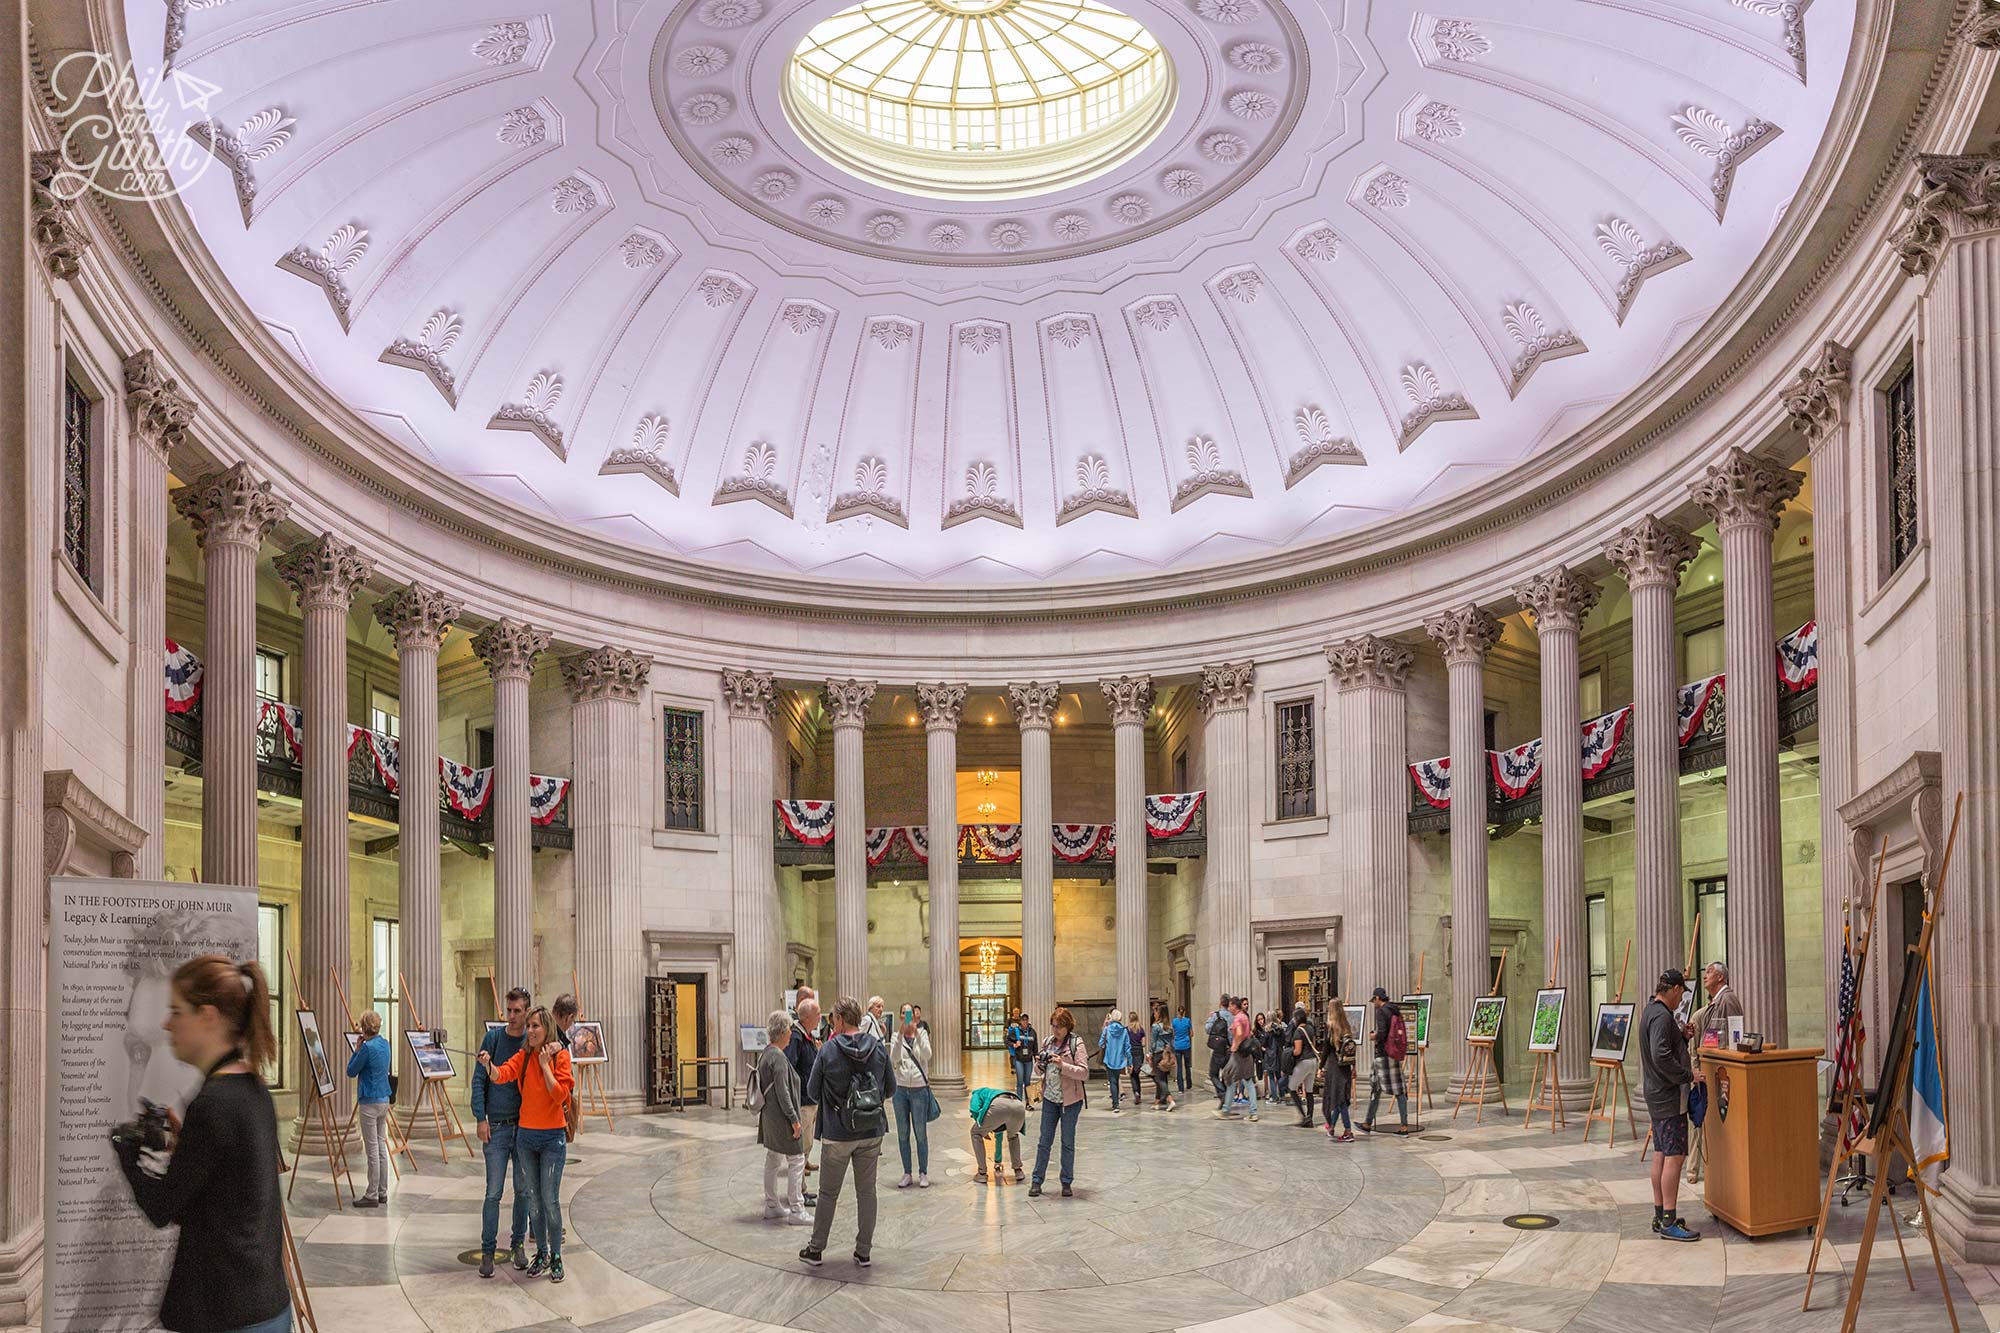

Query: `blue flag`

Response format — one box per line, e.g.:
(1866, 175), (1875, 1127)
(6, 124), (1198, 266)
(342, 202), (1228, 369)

(1910, 959), (1949, 1189)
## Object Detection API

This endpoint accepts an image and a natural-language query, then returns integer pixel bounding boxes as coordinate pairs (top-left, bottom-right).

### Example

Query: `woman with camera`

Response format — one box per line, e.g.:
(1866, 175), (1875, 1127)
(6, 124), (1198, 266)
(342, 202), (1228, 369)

(477, 1006), (574, 1283)
(113, 954), (290, 1333)
(1028, 1007), (1090, 1198)
(345, 1009), (393, 1207)
(890, 1007), (935, 1188)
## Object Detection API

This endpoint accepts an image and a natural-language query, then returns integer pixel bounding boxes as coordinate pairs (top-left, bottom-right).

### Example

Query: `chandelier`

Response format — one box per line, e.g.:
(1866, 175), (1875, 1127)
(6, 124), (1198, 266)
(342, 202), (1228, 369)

(977, 939), (1000, 977)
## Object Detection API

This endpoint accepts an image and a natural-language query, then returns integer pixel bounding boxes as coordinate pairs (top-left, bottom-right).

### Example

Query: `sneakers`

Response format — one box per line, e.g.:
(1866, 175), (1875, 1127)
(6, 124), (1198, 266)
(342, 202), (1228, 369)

(550, 1256), (565, 1284)
(799, 1246), (824, 1266)
(1337, 1131), (1355, 1143)
(510, 1243), (529, 1271)
(1211, 1109), (1240, 1119)
(478, 1252), (495, 1279)
(975, 1171), (989, 1184)
(1109, 1108), (1121, 1117)
(1013, 1169), (1027, 1182)
(803, 1192), (818, 1207)
(1355, 1122), (1374, 1134)
(917, 1172), (930, 1188)
(763, 1203), (786, 1219)
(1651, 1213), (1687, 1234)
(353, 1195), (379, 1209)
(1658, 1221), (1702, 1243)
(786, 1209), (813, 1226)
(897, 1173), (914, 1189)
(1060, 1183), (1073, 1198)
(854, 1251), (871, 1267)
(1247, 1113), (1259, 1122)
(525, 1252), (549, 1278)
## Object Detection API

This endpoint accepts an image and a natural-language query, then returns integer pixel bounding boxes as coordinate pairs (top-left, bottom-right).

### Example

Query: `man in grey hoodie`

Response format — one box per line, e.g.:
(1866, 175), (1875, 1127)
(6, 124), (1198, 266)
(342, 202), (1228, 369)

(801, 995), (896, 1268)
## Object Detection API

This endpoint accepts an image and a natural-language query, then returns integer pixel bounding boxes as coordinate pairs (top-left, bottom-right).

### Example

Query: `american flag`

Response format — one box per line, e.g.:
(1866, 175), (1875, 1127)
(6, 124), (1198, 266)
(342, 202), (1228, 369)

(1830, 930), (1866, 1145)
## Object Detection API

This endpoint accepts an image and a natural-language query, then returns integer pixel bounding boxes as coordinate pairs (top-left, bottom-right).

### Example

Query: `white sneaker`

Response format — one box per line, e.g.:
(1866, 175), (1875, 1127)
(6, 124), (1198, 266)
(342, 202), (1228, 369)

(763, 1203), (784, 1219)
(917, 1172), (929, 1188)
(1110, 1108), (1121, 1117)
(897, 1173), (914, 1189)
(786, 1209), (813, 1226)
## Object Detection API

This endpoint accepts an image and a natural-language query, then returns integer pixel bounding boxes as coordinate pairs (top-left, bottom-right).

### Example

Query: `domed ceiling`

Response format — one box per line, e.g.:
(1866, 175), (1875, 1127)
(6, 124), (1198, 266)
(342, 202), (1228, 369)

(131, 0), (1852, 584)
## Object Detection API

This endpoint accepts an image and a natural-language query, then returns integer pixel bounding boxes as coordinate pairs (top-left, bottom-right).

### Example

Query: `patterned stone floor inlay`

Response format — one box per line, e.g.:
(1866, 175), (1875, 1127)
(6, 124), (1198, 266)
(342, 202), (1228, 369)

(52, 1055), (1986, 1333)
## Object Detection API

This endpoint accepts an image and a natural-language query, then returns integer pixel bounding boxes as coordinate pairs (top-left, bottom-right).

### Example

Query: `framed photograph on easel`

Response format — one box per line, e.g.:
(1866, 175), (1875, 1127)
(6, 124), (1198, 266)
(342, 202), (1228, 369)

(569, 1020), (607, 1065)
(297, 1008), (336, 1098)
(405, 1029), (456, 1081)
(1589, 1002), (1635, 1063)
(1528, 988), (1566, 1053)
(1400, 993), (1433, 1050)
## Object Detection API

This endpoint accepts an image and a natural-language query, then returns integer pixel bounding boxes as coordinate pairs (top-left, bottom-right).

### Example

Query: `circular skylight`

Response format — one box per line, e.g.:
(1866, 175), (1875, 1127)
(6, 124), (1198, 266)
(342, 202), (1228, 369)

(783, 0), (1175, 199)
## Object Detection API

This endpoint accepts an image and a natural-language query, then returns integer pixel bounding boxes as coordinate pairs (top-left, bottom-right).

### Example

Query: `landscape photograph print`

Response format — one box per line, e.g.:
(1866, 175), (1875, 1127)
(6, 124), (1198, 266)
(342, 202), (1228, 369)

(1467, 995), (1506, 1043)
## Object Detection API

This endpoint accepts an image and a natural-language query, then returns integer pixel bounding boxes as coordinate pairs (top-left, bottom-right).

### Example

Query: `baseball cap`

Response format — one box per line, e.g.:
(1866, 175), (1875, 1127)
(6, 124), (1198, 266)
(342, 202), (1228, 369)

(1659, 967), (1689, 990)
(1371, 987), (1390, 1001)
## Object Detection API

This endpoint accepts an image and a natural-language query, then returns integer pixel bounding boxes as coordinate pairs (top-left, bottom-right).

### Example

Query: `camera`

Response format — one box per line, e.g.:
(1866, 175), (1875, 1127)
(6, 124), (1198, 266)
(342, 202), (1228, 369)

(111, 1099), (173, 1155)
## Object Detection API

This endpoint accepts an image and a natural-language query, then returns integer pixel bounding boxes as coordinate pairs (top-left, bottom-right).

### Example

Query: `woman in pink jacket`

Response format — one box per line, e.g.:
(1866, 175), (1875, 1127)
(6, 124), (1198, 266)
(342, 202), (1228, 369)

(1028, 1006), (1091, 1198)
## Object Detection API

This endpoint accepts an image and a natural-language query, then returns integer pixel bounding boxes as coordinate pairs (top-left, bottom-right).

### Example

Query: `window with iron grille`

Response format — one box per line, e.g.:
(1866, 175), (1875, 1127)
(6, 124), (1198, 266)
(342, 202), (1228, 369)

(61, 375), (92, 590)
(663, 707), (705, 830)
(1885, 364), (1919, 573)
(1276, 700), (1315, 819)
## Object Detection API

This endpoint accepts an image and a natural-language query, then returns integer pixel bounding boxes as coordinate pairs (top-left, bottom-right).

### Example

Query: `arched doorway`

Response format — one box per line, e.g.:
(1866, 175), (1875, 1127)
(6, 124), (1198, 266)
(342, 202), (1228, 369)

(960, 939), (1021, 1050)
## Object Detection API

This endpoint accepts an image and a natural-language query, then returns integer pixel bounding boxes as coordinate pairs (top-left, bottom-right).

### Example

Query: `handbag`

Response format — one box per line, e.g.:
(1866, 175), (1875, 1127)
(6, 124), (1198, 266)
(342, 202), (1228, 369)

(746, 1062), (767, 1112)
(925, 1087), (943, 1123)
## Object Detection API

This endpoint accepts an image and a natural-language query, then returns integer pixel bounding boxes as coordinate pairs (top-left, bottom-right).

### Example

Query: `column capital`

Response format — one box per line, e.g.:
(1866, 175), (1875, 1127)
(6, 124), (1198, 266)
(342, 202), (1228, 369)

(123, 350), (197, 457)
(1196, 663), (1254, 716)
(1100, 675), (1155, 725)
(172, 461), (289, 549)
(1008, 681), (1062, 729)
(275, 532), (374, 612)
(1512, 566), (1602, 635)
(916, 682), (968, 732)
(374, 582), (463, 651)
(1890, 150), (2000, 277)
(562, 646), (654, 703)
(472, 618), (552, 682)
(1691, 447), (1803, 534)
(721, 668), (777, 718)
(1326, 634), (1414, 690)
(821, 678), (877, 726)
(1970, 0), (2000, 47)
(1781, 341), (1853, 445)
(31, 150), (89, 280)
(1423, 605), (1502, 668)
(1605, 515), (1701, 590)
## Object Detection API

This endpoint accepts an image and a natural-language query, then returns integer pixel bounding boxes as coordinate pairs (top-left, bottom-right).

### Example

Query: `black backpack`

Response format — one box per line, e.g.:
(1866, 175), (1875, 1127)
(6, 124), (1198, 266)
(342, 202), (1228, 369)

(1206, 1012), (1231, 1053)
(1280, 1022), (1301, 1075)
(844, 1062), (887, 1137)
(1240, 1026), (1265, 1062)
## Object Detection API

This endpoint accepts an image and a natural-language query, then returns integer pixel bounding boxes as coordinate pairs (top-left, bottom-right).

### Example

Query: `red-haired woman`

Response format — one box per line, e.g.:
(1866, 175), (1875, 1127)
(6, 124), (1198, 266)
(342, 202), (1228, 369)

(1028, 1006), (1090, 1198)
(114, 954), (290, 1332)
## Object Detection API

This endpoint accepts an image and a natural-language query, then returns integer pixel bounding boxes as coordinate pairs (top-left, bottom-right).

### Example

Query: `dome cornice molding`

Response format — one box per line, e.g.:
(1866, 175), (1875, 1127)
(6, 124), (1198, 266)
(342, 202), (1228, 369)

(37, 0), (1964, 630)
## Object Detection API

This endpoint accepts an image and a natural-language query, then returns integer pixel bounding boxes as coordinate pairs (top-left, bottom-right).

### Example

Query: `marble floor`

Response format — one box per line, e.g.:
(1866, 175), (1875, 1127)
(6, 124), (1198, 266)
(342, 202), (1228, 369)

(48, 1051), (1997, 1333)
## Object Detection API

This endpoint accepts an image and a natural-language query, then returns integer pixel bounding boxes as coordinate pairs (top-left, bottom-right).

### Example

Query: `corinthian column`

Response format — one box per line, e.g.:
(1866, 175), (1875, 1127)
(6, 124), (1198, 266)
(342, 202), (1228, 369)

(1327, 636), (1414, 1007)
(374, 582), (461, 1099)
(1198, 664), (1255, 1001)
(919, 683), (968, 1088)
(124, 352), (194, 878)
(823, 679), (877, 1001)
(473, 619), (551, 995)
(1425, 606), (1502, 1098)
(723, 669), (780, 1083)
(173, 463), (288, 888)
(1781, 343), (1856, 1055)
(1102, 676), (1155, 1024)
(1693, 448), (1802, 1044)
(1515, 567), (1601, 1109)
(563, 646), (653, 1109)
(1606, 517), (1701, 1000)
(1009, 682), (1061, 1026)
(276, 534), (374, 1129)
(1889, 150), (2000, 1261)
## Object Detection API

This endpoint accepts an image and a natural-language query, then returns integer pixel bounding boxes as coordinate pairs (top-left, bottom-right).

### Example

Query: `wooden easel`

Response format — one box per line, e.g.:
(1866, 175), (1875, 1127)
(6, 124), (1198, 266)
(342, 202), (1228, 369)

(571, 969), (616, 1132)
(1813, 794), (1963, 1333)
(1585, 940), (1637, 1147)
(276, 1146), (319, 1332)
(283, 953), (356, 1209)
(329, 964), (401, 1186)
(1524, 938), (1567, 1132)
(1409, 952), (1434, 1110)
(1641, 912), (1699, 1162)
(396, 971), (475, 1164)
(1452, 945), (1510, 1123)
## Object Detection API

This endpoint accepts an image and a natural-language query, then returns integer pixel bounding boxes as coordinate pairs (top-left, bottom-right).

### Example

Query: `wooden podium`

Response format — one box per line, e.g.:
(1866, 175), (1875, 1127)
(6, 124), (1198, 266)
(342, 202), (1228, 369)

(1700, 1046), (1825, 1237)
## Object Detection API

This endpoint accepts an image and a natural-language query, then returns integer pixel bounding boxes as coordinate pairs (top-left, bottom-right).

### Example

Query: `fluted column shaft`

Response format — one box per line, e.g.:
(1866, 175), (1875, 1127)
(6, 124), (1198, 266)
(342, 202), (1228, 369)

(565, 647), (652, 1106)
(1517, 570), (1599, 1107)
(175, 464), (288, 888)
(1104, 677), (1154, 1021)
(1199, 665), (1255, 1001)
(377, 584), (460, 1099)
(277, 535), (374, 1129)
(1427, 607), (1501, 1097)
(1011, 683), (1060, 1026)
(1694, 449), (1801, 1045)
(825, 680), (877, 1002)
(725, 671), (781, 1080)
(474, 621), (551, 995)
(125, 353), (192, 878)
(920, 683), (967, 1087)
(1329, 637), (1415, 1006)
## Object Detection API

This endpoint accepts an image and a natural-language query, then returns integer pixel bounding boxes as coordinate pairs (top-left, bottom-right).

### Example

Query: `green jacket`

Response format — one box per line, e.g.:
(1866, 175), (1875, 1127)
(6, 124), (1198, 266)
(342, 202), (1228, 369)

(969, 1087), (1003, 1122)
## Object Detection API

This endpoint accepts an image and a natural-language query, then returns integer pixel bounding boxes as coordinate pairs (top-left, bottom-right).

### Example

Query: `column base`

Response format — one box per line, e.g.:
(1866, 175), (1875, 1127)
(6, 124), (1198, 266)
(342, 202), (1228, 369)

(1554, 1076), (1595, 1115)
(0, 1222), (44, 1329)
(1444, 1072), (1503, 1104)
(603, 1090), (650, 1120)
(1931, 1171), (2000, 1264)
(927, 1075), (967, 1096)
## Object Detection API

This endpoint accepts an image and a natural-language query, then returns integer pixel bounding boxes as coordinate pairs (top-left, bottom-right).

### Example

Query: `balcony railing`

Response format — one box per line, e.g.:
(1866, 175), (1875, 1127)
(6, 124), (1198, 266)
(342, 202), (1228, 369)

(774, 793), (1207, 878)
(165, 701), (572, 850)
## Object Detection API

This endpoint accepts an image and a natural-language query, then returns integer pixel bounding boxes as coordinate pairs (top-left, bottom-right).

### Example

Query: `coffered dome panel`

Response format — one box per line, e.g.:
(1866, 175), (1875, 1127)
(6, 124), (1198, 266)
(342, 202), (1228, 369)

(132, 0), (1853, 585)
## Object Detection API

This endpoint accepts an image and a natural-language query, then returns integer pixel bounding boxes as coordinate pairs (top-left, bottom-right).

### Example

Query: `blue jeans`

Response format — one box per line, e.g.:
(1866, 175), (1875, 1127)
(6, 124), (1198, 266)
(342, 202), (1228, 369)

(1104, 1066), (1123, 1108)
(229, 1309), (293, 1333)
(892, 1087), (930, 1174)
(1229, 1076), (1259, 1115)
(480, 1120), (530, 1254)
(1032, 1097), (1082, 1186)
(1013, 1058), (1033, 1102)
(515, 1126), (567, 1257)
(1174, 1050), (1191, 1091)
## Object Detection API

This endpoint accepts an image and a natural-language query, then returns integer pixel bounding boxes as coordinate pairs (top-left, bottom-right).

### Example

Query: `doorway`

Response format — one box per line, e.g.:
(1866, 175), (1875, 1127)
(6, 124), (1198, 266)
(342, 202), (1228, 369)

(666, 972), (709, 1097)
(1278, 959), (1318, 1016)
(960, 940), (1021, 1049)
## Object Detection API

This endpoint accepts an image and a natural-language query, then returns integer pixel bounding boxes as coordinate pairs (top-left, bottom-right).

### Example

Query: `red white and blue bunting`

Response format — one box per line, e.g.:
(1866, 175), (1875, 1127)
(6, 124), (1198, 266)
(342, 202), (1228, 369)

(344, 724), (401, 793)
(903, 825), (930, 864)
(1144, 791), (1205, 837)
(528, 774), (570, 826)
(776, 799), (836, 845)
(1777, 619), (1819, 692)
(863, 825), (900, 866)
(1409, 757), (1451, 809)
(258, 700), (304, 762)
(1678, 674), (1724, 745)
(1489, 740), (1543, 799)
(439, 757), (495, 819)
(1580, 705), (1633, 778)
(1052, 823), (1115, 862)
(964, 824), (1023, 863)
(164, 638), (203, 713)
